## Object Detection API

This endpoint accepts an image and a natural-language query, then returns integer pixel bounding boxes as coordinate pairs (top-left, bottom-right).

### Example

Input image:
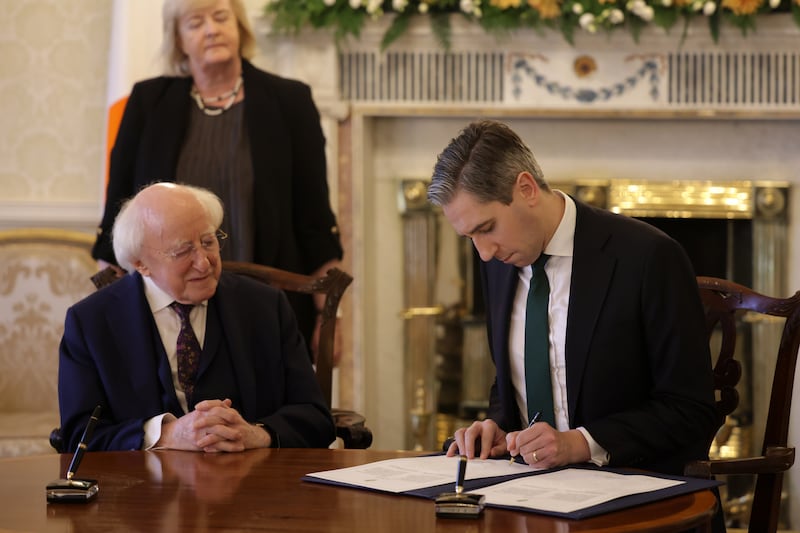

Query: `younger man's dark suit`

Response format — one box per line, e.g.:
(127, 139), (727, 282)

(483, 199), (718, 475)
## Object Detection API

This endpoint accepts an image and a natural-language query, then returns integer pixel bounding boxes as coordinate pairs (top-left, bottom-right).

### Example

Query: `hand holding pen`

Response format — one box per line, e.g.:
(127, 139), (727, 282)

(508, 411), (540, 465)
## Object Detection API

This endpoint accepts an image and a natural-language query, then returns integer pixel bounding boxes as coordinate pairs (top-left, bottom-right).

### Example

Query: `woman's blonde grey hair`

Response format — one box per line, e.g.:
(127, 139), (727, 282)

(112, 182), (224, 272)
(160, 0), (257, 76)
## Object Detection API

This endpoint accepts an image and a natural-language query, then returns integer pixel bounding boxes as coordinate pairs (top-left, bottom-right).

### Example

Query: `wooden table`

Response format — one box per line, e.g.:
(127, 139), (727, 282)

(0, 448), (716, 532)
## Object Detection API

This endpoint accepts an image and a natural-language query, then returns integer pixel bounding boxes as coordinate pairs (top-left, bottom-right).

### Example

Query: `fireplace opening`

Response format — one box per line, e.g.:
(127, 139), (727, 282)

(636, 217), (753, 286)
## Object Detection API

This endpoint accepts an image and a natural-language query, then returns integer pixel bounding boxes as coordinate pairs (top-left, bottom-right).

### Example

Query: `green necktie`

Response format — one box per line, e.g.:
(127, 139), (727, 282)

(524, 254), (555, 427)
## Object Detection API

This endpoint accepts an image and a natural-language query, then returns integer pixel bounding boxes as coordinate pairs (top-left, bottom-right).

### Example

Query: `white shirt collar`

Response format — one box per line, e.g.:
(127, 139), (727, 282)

(141, 275), (208, 313)
(543, 190), (576, 259)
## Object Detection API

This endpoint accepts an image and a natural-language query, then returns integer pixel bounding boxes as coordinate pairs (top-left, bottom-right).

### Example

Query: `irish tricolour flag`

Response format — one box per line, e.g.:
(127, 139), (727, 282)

(103, 0), (162, 185)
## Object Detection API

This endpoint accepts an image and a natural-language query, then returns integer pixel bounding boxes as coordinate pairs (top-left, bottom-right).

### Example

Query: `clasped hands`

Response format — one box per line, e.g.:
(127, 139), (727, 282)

(158, 399), (271, 452)
(445, 419), (590, 468)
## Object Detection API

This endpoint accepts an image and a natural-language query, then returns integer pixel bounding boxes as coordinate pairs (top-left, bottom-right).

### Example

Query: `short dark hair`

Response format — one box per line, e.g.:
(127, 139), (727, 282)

(427, 120), (549, 207)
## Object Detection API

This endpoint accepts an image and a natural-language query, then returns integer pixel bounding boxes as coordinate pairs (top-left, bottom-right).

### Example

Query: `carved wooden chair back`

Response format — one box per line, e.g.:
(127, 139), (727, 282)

(221, 261), (371, 449)
(684, 276), (800, 533)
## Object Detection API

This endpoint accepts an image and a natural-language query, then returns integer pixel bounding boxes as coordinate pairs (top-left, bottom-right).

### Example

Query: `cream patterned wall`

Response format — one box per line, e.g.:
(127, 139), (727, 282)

(0, 0), (110, 226)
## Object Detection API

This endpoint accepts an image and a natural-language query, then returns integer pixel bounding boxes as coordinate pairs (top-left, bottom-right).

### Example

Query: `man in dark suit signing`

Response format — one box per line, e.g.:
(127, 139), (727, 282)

(58, 182), (334, 452)
(428, 121), (718, 477)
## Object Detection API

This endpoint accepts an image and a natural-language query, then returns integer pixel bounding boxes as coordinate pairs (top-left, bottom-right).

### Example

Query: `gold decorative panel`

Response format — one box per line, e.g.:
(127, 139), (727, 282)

(551, 179), (790, 221)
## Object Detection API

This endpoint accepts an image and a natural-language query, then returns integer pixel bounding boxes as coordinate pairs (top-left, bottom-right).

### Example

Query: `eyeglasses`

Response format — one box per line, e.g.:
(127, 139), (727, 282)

(159, 230), (227, 262)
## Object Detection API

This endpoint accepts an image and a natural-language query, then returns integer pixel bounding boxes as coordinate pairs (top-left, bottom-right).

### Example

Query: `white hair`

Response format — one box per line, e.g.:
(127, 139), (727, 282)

(112, 183), (224, 272)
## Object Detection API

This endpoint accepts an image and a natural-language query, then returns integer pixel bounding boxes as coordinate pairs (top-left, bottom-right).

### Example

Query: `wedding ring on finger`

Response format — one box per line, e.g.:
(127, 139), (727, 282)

(532, 450), (539, 463)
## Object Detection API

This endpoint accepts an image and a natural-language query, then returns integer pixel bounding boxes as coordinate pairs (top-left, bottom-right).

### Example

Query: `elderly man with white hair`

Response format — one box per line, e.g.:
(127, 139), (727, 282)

(58, 182), (334, 452)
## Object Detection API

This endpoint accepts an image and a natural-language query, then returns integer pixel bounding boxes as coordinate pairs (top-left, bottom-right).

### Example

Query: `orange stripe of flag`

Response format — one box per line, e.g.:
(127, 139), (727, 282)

(104, 96), (128, 190)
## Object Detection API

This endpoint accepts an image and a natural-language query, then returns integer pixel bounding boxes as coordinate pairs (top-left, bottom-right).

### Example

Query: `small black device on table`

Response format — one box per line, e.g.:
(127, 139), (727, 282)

(434, 455), (486, 518)
(46, 405), (101, 503)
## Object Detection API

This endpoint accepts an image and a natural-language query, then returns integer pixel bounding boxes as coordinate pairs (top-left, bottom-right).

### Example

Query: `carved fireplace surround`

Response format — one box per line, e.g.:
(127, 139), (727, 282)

(255, 14), (800, 526)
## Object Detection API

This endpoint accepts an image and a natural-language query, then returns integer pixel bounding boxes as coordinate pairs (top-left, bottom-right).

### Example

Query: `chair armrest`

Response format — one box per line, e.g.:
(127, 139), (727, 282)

(332, 409), (373, 449)
(90, 266), (123, 289)
(49, 427), (66, 453)
(684, 446), (795, 478)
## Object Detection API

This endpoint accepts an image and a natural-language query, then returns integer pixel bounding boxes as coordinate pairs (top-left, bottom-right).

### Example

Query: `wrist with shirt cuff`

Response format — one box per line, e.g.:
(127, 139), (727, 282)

(576, 426), (610, 466)
(143, 413), (177, 450)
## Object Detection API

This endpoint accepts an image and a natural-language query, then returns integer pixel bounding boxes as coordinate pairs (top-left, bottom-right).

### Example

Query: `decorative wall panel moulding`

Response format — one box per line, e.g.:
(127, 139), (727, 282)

(0, 202), (99, 232)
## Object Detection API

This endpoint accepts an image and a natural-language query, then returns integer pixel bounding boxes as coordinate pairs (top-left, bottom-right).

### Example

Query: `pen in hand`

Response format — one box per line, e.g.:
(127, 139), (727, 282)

(509, 411), (541, 465)
(66, 405), (101, 480)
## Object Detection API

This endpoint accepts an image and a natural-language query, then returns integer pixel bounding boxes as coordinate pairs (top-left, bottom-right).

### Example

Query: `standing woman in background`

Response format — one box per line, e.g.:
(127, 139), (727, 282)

(92, 0), (343, 361)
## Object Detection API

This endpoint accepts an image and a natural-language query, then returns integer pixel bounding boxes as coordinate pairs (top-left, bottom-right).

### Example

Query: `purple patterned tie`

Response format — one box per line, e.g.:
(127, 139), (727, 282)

(170, 302), (200, 408)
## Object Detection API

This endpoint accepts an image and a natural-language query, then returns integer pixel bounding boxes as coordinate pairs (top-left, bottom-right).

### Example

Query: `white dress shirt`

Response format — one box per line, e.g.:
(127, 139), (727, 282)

(141, 275), (208, 449)
(508, 191), (609, 466)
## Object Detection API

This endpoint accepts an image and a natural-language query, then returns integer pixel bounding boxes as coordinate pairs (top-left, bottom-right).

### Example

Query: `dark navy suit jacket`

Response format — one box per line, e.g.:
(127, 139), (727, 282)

(482, 199), (718, 475)
(58, 271), (335, 452)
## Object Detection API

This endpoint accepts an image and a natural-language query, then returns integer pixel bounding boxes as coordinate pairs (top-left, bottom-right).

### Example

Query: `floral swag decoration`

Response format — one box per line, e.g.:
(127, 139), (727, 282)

(264, 0), (800, 50)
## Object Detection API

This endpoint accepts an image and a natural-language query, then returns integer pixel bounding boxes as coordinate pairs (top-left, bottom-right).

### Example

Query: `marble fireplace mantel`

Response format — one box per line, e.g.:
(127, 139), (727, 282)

(259, 13), (800, 118)
(254, 15), (800, 526)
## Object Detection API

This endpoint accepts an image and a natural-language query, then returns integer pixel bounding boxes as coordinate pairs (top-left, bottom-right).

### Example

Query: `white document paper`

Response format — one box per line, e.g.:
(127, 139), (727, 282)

(307, 455), (686, 516)
(307, 455), (534, 493)
(476, 468), (683, 513)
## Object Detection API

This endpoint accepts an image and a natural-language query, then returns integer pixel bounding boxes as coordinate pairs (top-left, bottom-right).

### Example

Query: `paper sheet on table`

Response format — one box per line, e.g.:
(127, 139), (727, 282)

(476, 468), (683, 514)
(307, 455), (535, 493)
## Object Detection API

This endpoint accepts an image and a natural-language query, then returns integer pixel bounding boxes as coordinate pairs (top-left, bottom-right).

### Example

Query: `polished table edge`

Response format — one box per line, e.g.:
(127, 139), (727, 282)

(0, 448), (717, 533)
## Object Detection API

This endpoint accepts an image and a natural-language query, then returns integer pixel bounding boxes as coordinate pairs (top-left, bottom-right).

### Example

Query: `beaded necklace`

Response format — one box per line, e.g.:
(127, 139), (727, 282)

(190, 76), (243, 116)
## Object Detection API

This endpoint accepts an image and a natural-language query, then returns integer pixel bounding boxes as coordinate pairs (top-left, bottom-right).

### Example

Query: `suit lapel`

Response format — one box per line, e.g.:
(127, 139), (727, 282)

(105, 274), (179, 413)
(242, 61), (283, 264)
(197, 301), (221, 380)
(484, 259), (523, 426)
(141, 78), (192, 180)
(565, 202), (616, 423)
(212, 274), (258, 419)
